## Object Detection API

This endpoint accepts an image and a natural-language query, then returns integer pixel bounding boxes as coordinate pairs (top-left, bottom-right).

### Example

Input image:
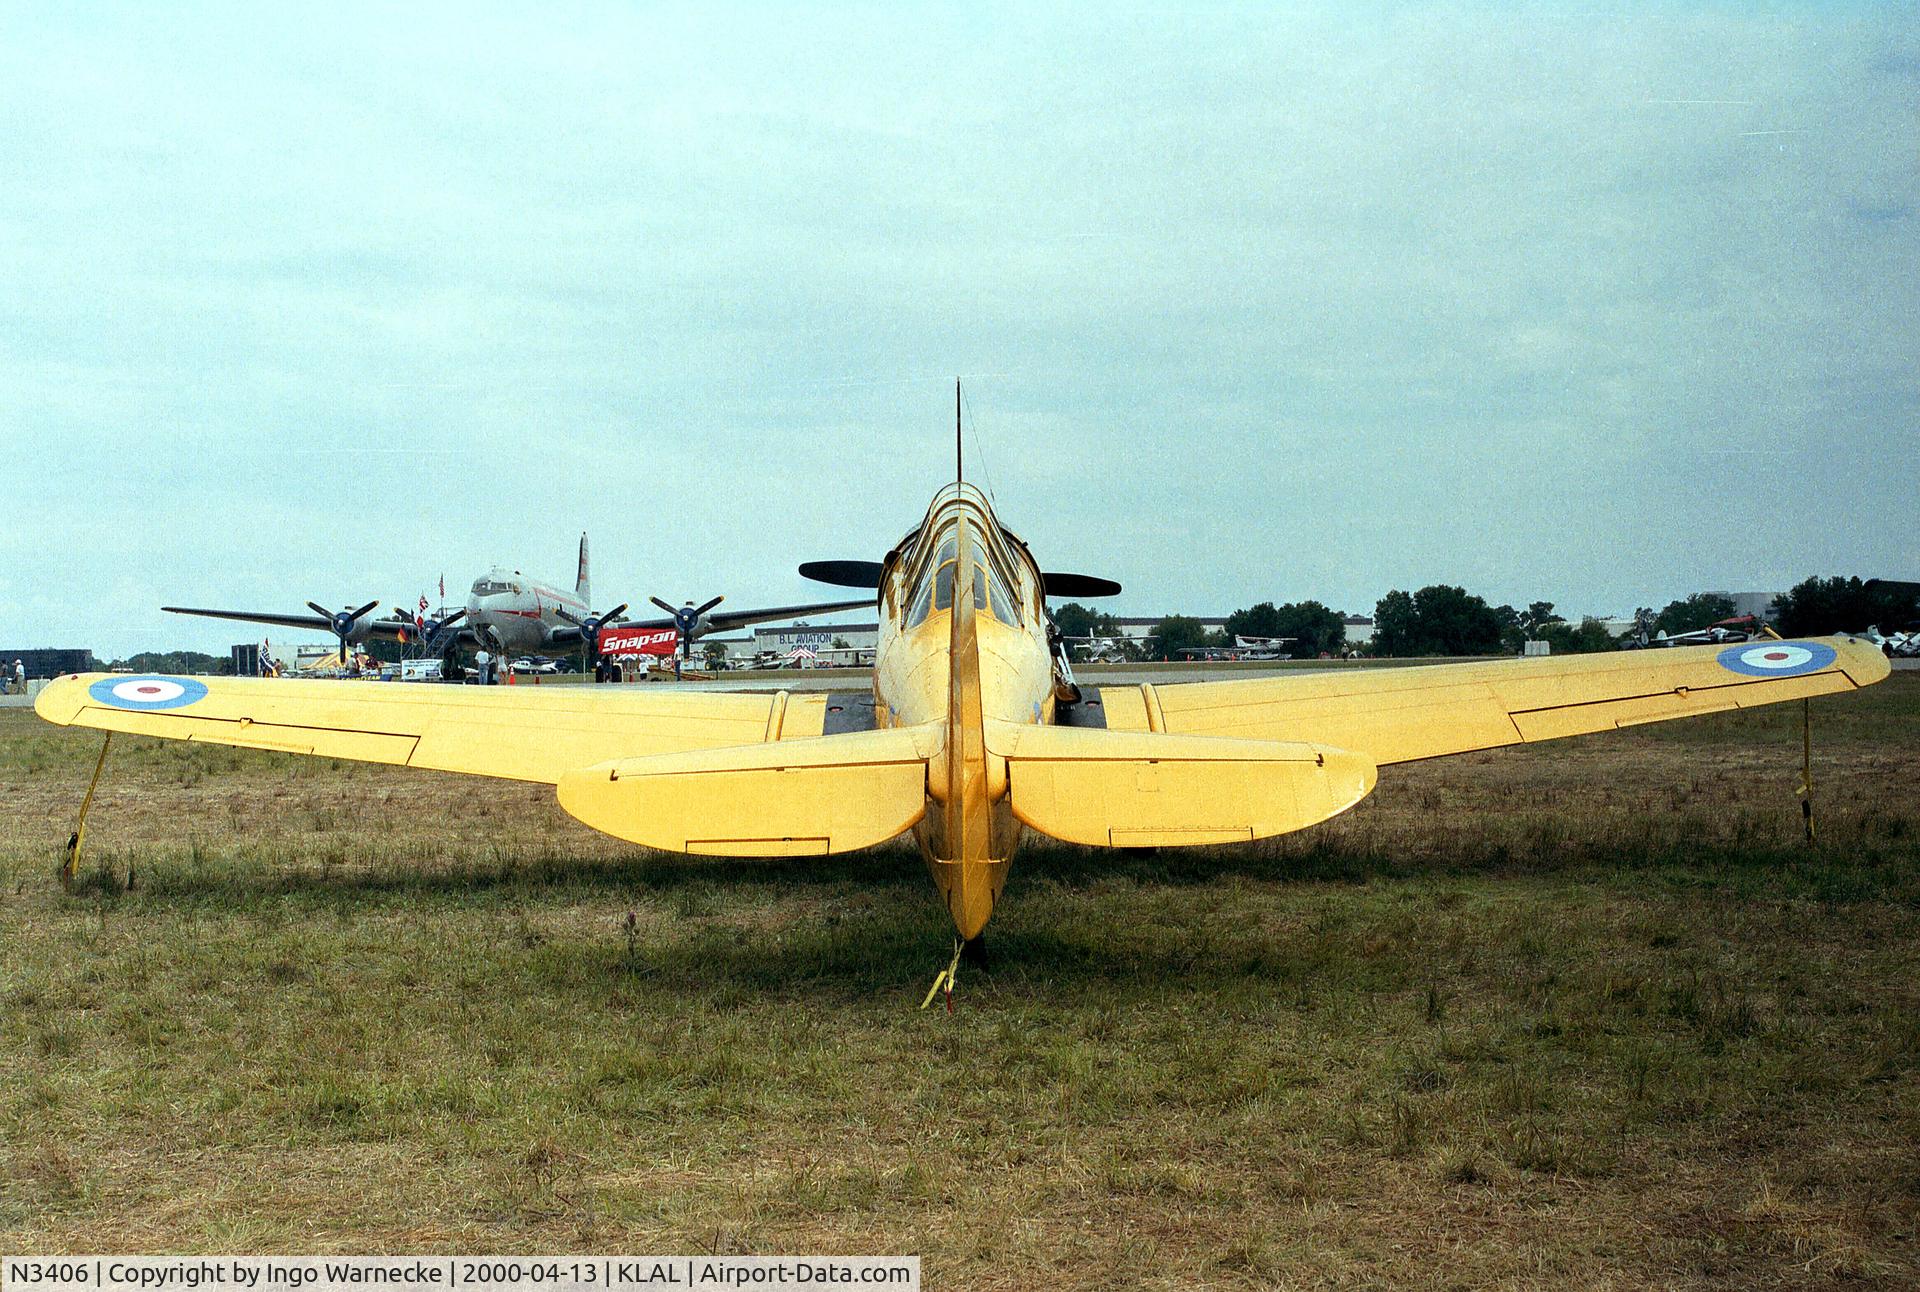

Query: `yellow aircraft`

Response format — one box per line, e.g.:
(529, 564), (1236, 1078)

(36, 480), (1890, 961)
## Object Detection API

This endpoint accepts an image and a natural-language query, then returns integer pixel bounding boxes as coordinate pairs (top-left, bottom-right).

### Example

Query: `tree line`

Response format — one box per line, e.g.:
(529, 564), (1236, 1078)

(1056, 574), (1917, 661)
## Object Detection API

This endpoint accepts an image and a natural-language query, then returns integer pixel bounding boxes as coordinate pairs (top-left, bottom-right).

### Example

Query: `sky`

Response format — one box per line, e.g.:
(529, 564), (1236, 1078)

(1, 4), (1915, 659)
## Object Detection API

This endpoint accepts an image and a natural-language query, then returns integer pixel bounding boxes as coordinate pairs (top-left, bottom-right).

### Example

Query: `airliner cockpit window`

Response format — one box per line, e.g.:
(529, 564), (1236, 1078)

(932, 562), (956, 612)
(473, 580), (511, 597)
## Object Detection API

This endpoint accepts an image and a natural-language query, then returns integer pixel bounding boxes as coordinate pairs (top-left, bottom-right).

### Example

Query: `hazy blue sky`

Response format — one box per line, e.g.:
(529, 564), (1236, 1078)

(2, 4), (1914, 658)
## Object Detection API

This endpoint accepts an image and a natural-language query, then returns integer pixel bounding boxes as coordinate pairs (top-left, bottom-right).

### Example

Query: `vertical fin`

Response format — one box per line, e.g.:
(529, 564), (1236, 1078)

(576, 532), (591, 602)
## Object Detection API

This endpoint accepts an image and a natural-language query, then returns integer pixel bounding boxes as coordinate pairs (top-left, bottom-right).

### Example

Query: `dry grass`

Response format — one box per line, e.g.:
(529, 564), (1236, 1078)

(1, 679), (1917, 1288)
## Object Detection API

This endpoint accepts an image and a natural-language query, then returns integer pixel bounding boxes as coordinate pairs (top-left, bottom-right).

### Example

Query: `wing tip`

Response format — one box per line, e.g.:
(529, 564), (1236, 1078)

(33, 672), (102, 725)
(1831, 634), (1894, 687)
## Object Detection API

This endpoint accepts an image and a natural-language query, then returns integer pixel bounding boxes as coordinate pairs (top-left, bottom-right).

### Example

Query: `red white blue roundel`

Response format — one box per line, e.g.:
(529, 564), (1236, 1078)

(88, 675), (209, 710)
(1716, 640), (1836, 678)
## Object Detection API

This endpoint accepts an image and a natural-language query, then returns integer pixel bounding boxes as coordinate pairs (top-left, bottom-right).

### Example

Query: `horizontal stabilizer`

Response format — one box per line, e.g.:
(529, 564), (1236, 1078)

(556, 723), (941, 856)
(987, 719), (1374, 847)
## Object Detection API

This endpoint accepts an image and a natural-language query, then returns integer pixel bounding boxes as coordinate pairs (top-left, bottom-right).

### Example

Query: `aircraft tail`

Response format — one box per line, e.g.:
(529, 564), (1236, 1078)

(576, 533), (590, 603)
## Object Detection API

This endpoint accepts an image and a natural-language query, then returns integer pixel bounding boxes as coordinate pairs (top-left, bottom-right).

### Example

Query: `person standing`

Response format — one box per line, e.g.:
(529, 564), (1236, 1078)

(12, 659), (23, 694)
(474, 648), (492, 685)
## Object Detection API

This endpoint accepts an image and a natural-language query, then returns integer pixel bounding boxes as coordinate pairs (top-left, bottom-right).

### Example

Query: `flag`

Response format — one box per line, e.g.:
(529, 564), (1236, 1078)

(419, 595), (429, 612)
(439, 574), (445, 599)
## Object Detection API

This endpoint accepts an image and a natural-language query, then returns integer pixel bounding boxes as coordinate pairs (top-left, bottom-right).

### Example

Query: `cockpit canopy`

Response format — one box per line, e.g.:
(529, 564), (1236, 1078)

(901, 525), (1023, 630)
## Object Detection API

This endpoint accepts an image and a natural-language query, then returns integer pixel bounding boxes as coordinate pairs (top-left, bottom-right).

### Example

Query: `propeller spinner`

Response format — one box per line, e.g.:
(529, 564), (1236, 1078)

(555, 603), (631, 666)
(650, 595), (725, 659)
(307, 600), (381, 663)
(388, 605), (467, 648)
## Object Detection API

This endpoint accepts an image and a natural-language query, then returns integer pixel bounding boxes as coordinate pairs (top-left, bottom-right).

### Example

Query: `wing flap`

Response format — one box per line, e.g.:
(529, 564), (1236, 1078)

(1113, 636), (1888, 765)
(987, 720), (1376, 847)
(556, 724), (939, 855)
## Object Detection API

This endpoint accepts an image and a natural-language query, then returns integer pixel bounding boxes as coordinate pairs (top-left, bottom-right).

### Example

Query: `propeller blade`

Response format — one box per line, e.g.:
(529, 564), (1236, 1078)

(306, 601), (331, 619)
(350, 600), (380, 621)
(649, 596), (676, 615)
(554, 608), (584, 627)
(601, 603), (629, 624)
(437, 608), (466, 628)
(695, 595), (724, 616)
(1042, 572), (1123, 599)
(798, 560), (884, 589)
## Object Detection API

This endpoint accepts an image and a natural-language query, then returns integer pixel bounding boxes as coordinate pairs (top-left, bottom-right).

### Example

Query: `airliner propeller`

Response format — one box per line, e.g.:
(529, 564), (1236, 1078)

(387, 605), (467, 647)
(307, 600), (381, 663)
(555, 603), (630, 666)
(650, 595), (724, 660)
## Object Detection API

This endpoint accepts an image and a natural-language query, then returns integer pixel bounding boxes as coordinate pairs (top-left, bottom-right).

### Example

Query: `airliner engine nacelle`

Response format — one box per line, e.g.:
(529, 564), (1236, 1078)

(650, 595), (726, 658)
(307, 600), (382, 662)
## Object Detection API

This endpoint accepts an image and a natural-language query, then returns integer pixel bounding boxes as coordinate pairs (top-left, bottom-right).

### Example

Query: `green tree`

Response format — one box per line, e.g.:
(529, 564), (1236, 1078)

(1411, 585), (1505, 656)
(1492, 604), (1523, 654)
(1372, 590), (1417, 656)
(1373, 586), (1504, 656)
(1152, 615), (1211, 659)
(1653, 593), (1736, 636)
(1224, 602), (1285, 640)
(115, 650), (230, 675)
(1540, 618), (1618, 654)
(1052, 602), (1098, 639)
(1523, 601), (1560, 635)
(1497, 600), (1565, 654)
(1773, 576), (1919, 637)
(1270, 600), (1346, 658)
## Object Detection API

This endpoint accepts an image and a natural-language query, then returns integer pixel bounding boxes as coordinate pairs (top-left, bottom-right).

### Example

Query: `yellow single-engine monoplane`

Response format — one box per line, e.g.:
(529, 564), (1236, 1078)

(37, 479), (1890, 958)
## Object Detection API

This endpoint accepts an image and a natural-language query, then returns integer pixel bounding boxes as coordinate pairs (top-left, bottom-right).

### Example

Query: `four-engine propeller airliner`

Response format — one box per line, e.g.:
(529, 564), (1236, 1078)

(163, 533), (868, 662)
(35, 474), (1891, 960)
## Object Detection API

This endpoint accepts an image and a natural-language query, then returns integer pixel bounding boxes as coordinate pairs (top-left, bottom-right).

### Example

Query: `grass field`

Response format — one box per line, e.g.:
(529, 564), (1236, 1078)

(2, 678), (1917, 1288)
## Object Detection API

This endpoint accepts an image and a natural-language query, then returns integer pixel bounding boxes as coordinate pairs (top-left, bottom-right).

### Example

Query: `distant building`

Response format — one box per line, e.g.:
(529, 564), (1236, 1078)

(1703, 591), (1784, 621)
(1108, 617), (1229, 642)
(0, 648), (93, 679)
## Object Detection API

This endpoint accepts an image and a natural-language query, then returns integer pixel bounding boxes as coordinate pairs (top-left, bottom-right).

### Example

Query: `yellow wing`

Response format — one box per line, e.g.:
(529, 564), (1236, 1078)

(1093, 636), (1890, 765)
(34, 673), (840, 783)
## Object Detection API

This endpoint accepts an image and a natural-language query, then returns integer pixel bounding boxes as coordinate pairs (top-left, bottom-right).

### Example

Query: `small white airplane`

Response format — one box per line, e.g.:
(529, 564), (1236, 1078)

(1233, 634), (1297, 660)
(1650, 616), (1762, 648)
(1059, 629), (1128, 660)
(165, 534), (869, 664)
(1854, 625), (1920, 658)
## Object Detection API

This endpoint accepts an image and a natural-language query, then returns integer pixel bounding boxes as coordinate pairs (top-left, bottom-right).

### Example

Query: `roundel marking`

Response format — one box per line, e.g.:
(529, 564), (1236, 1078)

(1715, 640), (1836, 678)
(88, 674), (210, 711)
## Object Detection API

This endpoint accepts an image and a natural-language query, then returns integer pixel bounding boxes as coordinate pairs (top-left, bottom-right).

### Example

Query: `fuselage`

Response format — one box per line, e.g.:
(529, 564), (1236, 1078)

(871, 483), (1058, 937)
(466, 569), (588, 655)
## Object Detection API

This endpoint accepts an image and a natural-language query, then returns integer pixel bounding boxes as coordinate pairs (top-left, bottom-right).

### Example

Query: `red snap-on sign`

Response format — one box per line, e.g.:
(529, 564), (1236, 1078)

(599, 626), (679, 657)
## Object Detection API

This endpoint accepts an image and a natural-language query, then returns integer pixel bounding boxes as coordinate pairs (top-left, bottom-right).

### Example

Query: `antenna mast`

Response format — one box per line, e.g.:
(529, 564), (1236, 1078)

(955, 377), (962, 483)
